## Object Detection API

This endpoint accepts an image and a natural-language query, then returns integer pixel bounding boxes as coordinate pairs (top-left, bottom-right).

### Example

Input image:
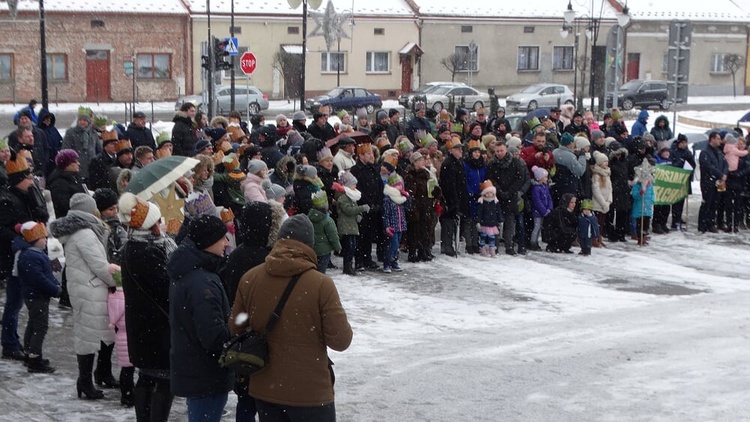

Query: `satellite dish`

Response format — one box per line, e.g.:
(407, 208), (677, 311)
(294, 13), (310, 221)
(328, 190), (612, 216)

(287, 0), (302, 8)
(309, 0), (323, 9)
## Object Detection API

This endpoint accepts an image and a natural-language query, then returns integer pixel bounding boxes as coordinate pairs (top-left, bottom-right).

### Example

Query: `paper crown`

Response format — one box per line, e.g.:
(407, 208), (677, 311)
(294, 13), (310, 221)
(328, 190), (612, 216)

(77, 106), (93, 118)
(220, 208), (235, 223)
(93, 115), (108, 127)
(311, 190), (328, 210)
(166, 219), (182, 235)
(6, 151), (31, 176)
(222, 153), (240, 171)
(581, 199), (594, 210)
(375, 137), (391, 151)
(382, 150), (399, 167)
(115, 139), (133, 154)
(387, 173), (404, 188)
(212, 150), (225, 165)
(396, 137), (414, 154)
(479, 180), (494, 192)
(467, 139), (482, 151)
(444, 137), (463, 150)
(101, 130), (118, 143)
(129, 200), (161, 229)
(438, 109), (451, 122)
(184, 192), (216, 217)
(318, 104), (331, 115)
(356, 142), (372, 156)
(226, 126), (245, 143)
(420, 133), (437, 148)
(21, 222), (47, 243)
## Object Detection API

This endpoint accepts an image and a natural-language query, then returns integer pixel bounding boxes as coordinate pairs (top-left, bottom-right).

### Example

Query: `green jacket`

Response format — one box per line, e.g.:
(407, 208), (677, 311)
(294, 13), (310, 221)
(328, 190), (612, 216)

(335, 191), (366, 236)
(308, 209), (341, 256)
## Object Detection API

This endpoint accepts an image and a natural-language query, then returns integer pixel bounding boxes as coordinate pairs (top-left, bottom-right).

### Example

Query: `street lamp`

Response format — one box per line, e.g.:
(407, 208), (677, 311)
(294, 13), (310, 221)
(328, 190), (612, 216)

(562, 1), (580, 110)
(611, 5), (631, 109)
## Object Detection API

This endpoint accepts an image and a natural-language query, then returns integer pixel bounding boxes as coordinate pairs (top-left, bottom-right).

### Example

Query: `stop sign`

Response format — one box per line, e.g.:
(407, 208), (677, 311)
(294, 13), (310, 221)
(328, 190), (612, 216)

(240, 52), (257, 75)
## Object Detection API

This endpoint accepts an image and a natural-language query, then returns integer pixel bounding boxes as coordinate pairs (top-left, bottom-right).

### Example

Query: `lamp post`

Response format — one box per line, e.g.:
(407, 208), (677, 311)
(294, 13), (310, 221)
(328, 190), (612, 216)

(612, 6), (631, 110)
(562, 2), (580, 110)
(468, 40), (477, 87)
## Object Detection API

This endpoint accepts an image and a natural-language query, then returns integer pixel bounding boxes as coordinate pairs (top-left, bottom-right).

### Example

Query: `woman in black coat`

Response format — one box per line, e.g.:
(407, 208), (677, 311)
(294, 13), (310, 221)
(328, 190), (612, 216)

(606, 144), (631, 242)
(543, 193), (578, 253)
(47, 150), (86, 218)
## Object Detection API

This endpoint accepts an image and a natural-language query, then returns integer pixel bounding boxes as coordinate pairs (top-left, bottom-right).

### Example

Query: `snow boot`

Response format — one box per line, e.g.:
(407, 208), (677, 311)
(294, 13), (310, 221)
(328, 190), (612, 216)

(94, 341), (119, 389)
(343, 260), (357, 276)
(150, 379), (175, 422)
(418, 248), (433, 262)
(119, 366), (135, 407)
(77, 354), (104, 400)
(27, 355), (55, 374)
(489, 246), (496, 258)
(479, 245), (490, 257)
(407, 250), (420, 263)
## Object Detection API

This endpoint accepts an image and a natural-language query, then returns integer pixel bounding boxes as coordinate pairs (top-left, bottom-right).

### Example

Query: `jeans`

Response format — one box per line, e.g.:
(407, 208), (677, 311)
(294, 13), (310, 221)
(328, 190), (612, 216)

(501, 211), (516, 251)
(531, 217), (543, 245)
(24, 297), (50, 356)
(187, 392), (228, 422)
(340, 235), (357, 262)
(256, 399), (336, 422)
(1, 276), (23, 354)
(316, 253), (331, 274)
(385, 231), (403, 266)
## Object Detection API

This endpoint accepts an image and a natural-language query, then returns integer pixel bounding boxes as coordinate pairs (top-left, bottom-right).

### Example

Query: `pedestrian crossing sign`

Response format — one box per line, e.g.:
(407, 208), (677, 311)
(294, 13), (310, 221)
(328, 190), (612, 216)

(225, 38), (239, 56)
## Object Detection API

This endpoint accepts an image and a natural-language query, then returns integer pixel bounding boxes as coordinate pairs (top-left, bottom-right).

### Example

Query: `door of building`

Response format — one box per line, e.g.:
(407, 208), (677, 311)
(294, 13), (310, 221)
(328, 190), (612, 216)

(626, 53), (640, 82)
(86, 50), (111, 102)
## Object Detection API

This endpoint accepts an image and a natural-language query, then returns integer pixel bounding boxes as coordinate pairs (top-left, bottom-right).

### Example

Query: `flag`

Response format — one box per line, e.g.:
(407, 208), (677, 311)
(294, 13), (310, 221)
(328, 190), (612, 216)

(653, 164), (692, 205)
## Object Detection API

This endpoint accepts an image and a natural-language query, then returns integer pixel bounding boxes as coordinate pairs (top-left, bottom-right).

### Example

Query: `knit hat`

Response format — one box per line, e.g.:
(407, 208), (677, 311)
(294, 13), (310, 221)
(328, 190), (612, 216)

(286, 130), (304, 147)
(155, 132), (172, 149)
(677, 133), (688, 143)
(580, 199), (594, 210)
(277, 214), (315, 247)
(591, 129), (605, 145)
(531, 165), (548, 181)
(574, 136), (590, 151)
(560, 132), (575, 146)
(292, 110), (307, 121)
(118, 192), (162, 229)
(420, 133), (438, 148)
(609, 141), (623, 151)
(375, 109), (388, 122)
(725, 133), (738, 144)
(204, 128), (227, 144)
(265, 183), (287, 201)
(389, 108), (399, 118)
(101, 130), (119, 146)
(356, 108), (368, 120)
(194, 139), (212, 154)
(55, 149), (79, 170)
(611, 109), (622, 120)
(480, 180), (496, 195)
(593, 150), (609, 165)
(69, 193), (97, 214)
(339, 171), (357, 188)
(311, 190), (328, 211)
(506, 135), (522, 150)
(603, 137), (617, 148)
(409, 151), (424, 164)
(642, 133), (656, 144)
(573, 110), (583, 119)
(5, 150), (31, 186)
(507, 145), (519, 156)
(296, 164), (317, 179)
(246, 159), (267, 175)
(20, 221), (47, 243)
(356, 142), (373, 156)
(115, 139), (133, 156)
(184, 192), (217, 218)
(188, 214), (228, 250)
(93, 188), (119, 212)
(526, 117), (542, 132)
(396, 136), (414, 155)
(317, 147), (333, 162)
(275, 114), (288, 125)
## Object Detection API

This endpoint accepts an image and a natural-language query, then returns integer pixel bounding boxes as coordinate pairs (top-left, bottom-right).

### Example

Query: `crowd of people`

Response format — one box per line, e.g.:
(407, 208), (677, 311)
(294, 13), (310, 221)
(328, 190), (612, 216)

(0, 96), (746, 421)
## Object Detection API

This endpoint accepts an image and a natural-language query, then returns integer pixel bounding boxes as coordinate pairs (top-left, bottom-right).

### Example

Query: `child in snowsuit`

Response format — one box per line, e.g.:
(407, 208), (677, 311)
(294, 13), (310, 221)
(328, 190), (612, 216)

(476, 180), (503, 257)
(335, 172), (369, 276)
(16, 222), (61, 373)
(530, 166), (554, 251)
(382, 170), (411, 273)
(577, 199), (600, 256)
(308, 190), (341, 273)
(108, 270), (135, 407)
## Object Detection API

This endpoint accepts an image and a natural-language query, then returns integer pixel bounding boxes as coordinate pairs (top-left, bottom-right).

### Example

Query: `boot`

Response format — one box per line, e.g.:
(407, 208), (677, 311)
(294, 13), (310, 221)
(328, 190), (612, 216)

(479, 245), (489, 257)
(77, 354), (104, 400)
(418, 248), (432, 262)
(489, 246), (496, 258)
(119, 366), (135, 407)
(134, 377), (154, 421)
(150, 379), (175, 422)
(637, 235), (649, 246)
(94, 342), (119, 389)
(407, 250), (420, 263)
(27, 355), (55, 374)
(343, 259), (357, 276)
(528, 243), (542, 251)
(598, 236), (606, 248)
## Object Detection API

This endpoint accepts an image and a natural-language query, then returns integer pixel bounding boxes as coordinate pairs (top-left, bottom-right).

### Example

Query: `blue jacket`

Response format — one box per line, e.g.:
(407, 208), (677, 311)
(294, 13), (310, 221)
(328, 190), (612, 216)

(37, 108), (63, 175)
(476, 197), (503, 227)
(13, 236), (61, 300)
(631, 182), (654, 218)
(463, 158), (486, 219)
(13, 105), (38, 125)
(631, 110), (649, 138)
(577, 212), (600, 239)
(382, 184), (411, 233)
(167, 238), (233, 398)
(530, 182), (554, 218)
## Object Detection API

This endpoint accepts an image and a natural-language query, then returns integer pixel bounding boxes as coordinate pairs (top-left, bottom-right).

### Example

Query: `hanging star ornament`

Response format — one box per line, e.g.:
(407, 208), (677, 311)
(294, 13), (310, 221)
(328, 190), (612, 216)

(151, 183), (185, 225)
(309, 0), (352, 51)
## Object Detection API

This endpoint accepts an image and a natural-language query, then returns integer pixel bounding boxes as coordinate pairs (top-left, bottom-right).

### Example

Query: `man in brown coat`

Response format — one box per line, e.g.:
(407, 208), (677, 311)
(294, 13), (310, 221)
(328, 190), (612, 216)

(230, 214), (352, 421)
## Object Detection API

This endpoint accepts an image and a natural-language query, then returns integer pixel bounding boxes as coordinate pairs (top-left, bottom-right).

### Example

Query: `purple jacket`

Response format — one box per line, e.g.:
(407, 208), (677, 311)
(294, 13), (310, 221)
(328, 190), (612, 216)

(530, 182), (554, 218)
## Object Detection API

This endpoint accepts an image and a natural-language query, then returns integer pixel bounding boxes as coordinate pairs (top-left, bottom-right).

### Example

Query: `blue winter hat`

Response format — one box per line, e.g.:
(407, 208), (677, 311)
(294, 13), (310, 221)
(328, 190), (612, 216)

(560, 132), (574, 146)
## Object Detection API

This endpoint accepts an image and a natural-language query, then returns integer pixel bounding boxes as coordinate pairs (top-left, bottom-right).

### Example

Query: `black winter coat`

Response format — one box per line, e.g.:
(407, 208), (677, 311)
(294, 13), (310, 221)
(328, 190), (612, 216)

(0, 184), (49, 279)
(87, 152), (116, 192)
(47, 168), (86, 218)
(486, 154), (526, 214)
(38, 108), (63, 175)
(477, 198), (503, 227)
(543, 193), (578, 242)
(608, 149), (632, 210)
(350, 159), (384, 233)
(121, 234), (173, 371)
(699, 145), (729, 188)
(439, 154), (469, 218)
(171, 112), (197, 157)
(126, 124), (156, 149)
(167, 238), (233, 398)
(307, 122), (335, 143)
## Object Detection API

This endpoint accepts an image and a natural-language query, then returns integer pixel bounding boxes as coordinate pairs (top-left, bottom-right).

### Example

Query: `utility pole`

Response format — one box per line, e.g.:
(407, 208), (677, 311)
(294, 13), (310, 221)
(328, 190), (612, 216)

(39, 0), (48, 109)
(230, 0), (235, 112)
(301, 0), (308, 111)
(207, 0), (214, 119)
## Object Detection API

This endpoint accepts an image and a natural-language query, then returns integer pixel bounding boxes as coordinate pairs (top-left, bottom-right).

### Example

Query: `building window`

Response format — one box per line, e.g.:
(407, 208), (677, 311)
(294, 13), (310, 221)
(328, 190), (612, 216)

(288, 26), (300, 35)
(230, 26), (242, 34)
(91, 20), (105, 28)
(553, 46), (574, 70)
(524, 26), (535, 33)
(710, 53), (729, 73)
(321, 52), (345, 73)
(517, 46), (539, 71)
(455, 45), (478, 72)
(137, 53), (171, 79)
(374, 28), (385, 35)
(461, 25), (473, 33)
(46, 54), (67, 80)
(0, 54), (12, 81)
(366, 51), (389, 73)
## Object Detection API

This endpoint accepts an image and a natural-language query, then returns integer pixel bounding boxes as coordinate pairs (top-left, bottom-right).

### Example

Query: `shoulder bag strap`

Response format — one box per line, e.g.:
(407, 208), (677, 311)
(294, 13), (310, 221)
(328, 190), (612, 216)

(264, 273), (303, 334)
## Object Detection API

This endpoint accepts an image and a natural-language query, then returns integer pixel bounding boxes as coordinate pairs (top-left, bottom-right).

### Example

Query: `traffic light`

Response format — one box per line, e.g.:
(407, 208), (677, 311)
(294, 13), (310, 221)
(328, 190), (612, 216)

(201, 55), (210, 70)
(213, 37), (231, 71)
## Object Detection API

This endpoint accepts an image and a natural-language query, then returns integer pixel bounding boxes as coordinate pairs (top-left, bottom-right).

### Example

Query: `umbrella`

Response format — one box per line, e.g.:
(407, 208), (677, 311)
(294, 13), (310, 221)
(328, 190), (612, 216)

(326, 130), (372, 147)
(524, 108), (551, 122)
(125, 155), (199, 200)
(739, 111), (750, 123)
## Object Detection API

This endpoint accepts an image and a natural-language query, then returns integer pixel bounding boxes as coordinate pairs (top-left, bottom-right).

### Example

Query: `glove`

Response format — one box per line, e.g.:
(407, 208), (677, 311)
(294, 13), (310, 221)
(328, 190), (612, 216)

(476, 223), (482, 231)
(361, 204), (371, 213)
(386, 227), (395, 237)
(108, 263), (121, 275)
(584, 152), (591, 160)
(401, 189), (410, 198)
(332, 182), (346, 193)
(356, 215), (363, 223)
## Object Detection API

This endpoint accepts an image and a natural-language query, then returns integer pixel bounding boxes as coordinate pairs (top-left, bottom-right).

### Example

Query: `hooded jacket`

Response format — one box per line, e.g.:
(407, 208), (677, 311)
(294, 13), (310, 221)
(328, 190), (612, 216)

(13, 236), (61, 300)
(309, 208), (341, 256)
(631, 109), (650, 138)
(167, 238), (233, 398)
(37, 108), (63, 174)
(650, 115), (673, 148)
(230, 238), (352, 407)
(171, 111), (198, 157)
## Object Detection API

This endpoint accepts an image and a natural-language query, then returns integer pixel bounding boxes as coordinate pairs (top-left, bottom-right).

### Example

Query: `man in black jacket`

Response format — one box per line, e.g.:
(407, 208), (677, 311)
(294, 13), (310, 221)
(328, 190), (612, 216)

(698, 131), (729, 233)
(125, 111), (156, 149)
(87, 131), (119, 191)
(350, 143), (384, 270)
(171, 103), (197, 157)
(487, 141), (527, 255)
(438, 138), (468, 257)
(307, 106), (335, 144)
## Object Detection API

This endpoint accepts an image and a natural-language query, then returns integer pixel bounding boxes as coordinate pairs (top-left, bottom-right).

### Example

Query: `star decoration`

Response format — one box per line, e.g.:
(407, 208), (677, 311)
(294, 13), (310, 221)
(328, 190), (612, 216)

(151, 183), (185, 224)
(309, 0), (352, 51)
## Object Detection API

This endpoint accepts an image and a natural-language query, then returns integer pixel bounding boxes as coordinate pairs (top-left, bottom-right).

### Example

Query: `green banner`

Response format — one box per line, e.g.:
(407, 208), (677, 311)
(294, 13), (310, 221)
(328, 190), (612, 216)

(653, 164), (692, 205)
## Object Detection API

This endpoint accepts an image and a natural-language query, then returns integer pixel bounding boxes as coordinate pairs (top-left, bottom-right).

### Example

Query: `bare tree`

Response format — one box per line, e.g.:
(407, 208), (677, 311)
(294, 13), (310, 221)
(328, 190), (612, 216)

(273, 50), (304, 101)
(723, 54), (745, 98)
(440, 53), (466, 82)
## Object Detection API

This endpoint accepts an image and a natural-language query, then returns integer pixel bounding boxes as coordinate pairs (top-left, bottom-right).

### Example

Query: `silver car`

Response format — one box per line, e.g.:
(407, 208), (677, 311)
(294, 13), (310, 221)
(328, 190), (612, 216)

(215, 85), (269, 115)
(424, 85), (490, 112)
(505, 83), (574, 112)
(398, 82), (466, 108)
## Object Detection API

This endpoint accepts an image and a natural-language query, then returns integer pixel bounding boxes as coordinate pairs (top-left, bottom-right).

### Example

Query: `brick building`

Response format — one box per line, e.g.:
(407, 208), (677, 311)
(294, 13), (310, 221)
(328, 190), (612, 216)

(0, 0), (191, 103)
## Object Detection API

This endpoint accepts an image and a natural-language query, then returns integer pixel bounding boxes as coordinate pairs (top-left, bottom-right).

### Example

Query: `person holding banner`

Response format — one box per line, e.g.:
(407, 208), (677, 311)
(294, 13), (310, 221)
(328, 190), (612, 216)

(669, 135), (695, 230)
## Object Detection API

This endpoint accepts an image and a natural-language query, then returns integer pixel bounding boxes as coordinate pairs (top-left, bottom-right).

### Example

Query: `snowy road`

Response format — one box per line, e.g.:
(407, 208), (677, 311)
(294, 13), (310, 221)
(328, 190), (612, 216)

(2, 195), (750, 421)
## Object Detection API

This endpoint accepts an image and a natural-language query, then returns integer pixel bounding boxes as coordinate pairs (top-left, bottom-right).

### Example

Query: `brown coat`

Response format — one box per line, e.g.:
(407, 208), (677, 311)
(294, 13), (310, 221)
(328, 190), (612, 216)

(230, 238), (352, 407)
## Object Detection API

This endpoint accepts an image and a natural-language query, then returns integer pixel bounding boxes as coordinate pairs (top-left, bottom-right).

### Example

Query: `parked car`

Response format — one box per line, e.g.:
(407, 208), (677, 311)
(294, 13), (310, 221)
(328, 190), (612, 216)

(174, 85), (269, 115)
(174, 94), (204, 112)
(306, 86), (382, 115)
(424, 85), (490, 112)
(606, 79), (670, 111)
(505, 113), (527, 133)
(505, 84), (574, 112)
(398, 82), (466, 108)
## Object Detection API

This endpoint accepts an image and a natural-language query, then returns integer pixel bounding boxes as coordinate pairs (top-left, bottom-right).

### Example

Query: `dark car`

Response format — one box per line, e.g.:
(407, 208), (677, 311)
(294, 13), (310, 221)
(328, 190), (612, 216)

(305, 86), (382, 115)
(606, 79), (670, 111)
